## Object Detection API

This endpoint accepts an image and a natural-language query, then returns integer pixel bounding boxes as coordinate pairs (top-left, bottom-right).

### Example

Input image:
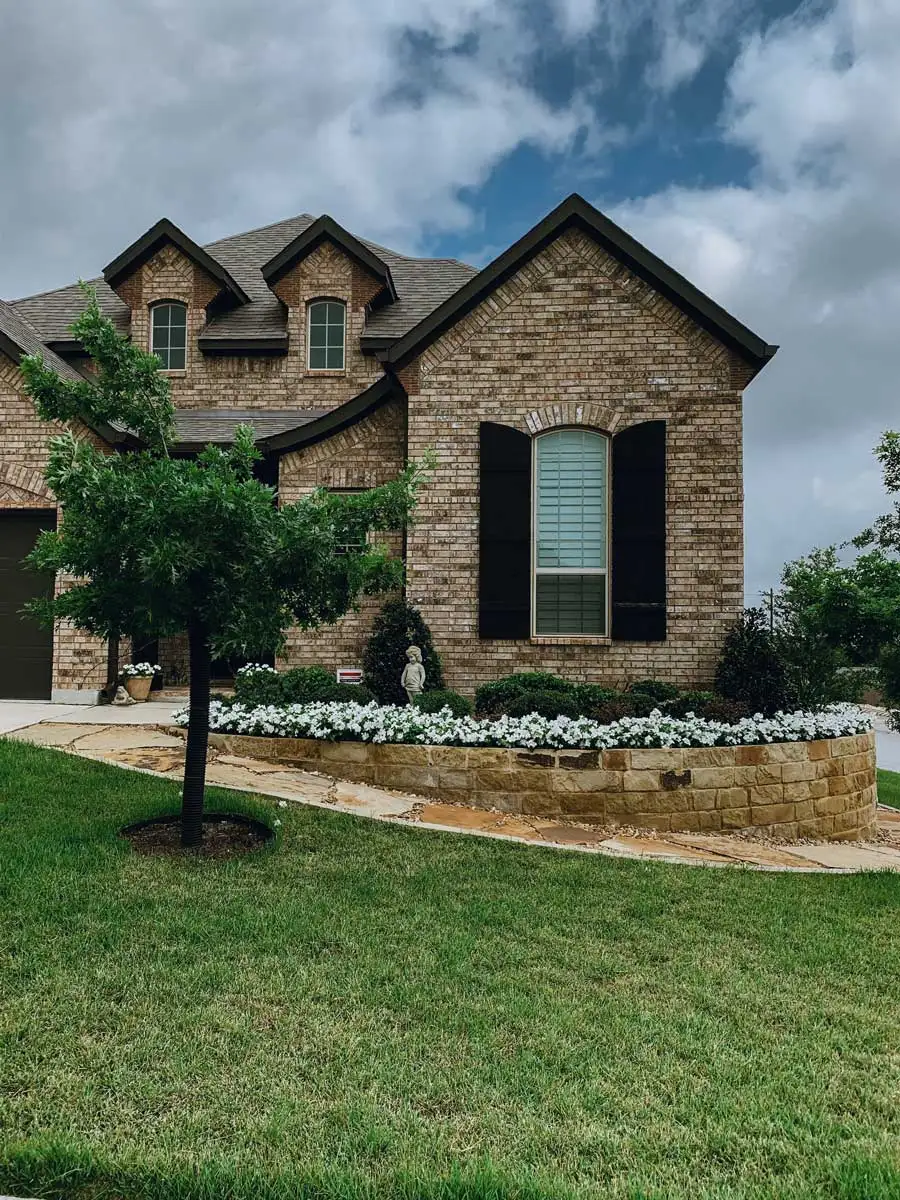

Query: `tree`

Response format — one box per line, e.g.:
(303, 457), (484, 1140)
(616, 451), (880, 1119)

(714, 607), (795, 715)
(852, 430), (900, 704)
(361, 597), (445, 704)
(20, 287), (430, 847)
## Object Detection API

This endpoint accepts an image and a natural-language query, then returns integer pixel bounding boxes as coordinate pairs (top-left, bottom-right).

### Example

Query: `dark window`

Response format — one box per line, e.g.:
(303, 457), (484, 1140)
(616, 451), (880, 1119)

(151, 302), (187, 370)
(308, 301), (346, 371)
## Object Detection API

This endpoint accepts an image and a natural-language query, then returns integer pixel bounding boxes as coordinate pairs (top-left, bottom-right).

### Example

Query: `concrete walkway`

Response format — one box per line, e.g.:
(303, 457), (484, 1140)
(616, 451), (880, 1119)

(5, 712), (900, 872)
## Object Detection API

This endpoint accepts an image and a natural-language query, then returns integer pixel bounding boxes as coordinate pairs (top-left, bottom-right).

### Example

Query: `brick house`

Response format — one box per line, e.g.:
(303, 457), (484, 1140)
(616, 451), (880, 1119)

(0, 195), (777, 702)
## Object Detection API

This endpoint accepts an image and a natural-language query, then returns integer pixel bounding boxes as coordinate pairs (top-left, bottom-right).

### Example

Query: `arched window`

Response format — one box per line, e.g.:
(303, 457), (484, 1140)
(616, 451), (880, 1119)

(533, 428), (609, 635)
(151, 302), (187, 370)
(307, 300), (345, 371)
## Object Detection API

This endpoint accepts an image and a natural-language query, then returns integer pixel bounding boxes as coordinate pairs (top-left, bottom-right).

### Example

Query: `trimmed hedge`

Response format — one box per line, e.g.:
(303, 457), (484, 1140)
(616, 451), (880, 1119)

(413, 690), (474, 718)
(234, 665), (375, 708)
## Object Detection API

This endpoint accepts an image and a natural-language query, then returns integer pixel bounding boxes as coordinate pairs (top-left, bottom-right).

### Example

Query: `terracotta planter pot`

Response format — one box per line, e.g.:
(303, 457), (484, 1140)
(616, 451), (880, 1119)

(125, 676), (153, 702)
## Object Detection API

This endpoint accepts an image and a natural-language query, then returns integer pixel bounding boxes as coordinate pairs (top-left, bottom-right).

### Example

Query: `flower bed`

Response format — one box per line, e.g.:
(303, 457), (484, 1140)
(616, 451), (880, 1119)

(175, 698), (873, 750)
(175, 701), (878, 842)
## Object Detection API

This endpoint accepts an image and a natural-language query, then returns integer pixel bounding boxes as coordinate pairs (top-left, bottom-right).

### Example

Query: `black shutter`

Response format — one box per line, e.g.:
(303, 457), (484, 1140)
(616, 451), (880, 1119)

(611, 420), (667, 641)
(479, 422), (531, 639)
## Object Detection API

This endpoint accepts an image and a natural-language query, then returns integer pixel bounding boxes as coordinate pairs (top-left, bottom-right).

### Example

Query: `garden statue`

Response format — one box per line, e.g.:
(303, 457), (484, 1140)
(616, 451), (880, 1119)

(401, 645), (426, 704)
(112, 684), (137, 706)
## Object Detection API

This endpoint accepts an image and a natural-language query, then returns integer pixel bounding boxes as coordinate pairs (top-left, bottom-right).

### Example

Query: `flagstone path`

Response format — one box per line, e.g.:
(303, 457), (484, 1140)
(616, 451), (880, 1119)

(6, 716), (900, 872)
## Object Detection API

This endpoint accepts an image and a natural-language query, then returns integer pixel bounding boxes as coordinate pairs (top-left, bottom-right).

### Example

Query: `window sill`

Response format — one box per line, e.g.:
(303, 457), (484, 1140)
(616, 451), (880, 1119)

(530, 635), (611, 646)
(160, 369), (187, 377)
(305, 369), (346, 377)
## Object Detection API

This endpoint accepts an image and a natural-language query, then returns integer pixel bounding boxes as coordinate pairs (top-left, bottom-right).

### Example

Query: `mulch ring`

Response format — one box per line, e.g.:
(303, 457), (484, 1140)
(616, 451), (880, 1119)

(121, 812), (274, 859)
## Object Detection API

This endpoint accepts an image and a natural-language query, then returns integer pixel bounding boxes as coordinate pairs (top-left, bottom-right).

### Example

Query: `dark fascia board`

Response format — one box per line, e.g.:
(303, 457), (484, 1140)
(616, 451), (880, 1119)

(384, 193), (779, 377)
(258, 373), (403, 454)
(198, 335), (289, 357)
(1, 330), (140, 448)
(359, 335), (394, 355)
(261, 215), (397, 301)
(102, 217), (251, 306)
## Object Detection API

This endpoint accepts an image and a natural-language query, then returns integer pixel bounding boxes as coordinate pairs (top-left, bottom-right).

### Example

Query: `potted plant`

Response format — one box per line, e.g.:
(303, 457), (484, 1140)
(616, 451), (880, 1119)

(120, 662), (161, 702)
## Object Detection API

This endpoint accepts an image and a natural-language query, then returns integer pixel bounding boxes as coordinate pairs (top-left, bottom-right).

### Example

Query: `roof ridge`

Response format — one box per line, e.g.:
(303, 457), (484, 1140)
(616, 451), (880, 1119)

(203, 212), (316, 249)
(9, 274), (104, 306)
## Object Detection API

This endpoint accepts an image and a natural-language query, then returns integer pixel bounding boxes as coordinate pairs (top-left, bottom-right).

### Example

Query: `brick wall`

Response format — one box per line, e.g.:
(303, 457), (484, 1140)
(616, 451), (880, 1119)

(277, 395), (407, 671)
(112, 241), (382, 411)
(402, 227), (748, 694)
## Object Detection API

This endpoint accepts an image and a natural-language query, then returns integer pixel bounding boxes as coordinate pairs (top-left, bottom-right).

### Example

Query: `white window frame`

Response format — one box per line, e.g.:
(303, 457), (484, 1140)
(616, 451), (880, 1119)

(150, 301), (188, 372)
(531, 427), (610, 638)
(307, 299), (346, 372)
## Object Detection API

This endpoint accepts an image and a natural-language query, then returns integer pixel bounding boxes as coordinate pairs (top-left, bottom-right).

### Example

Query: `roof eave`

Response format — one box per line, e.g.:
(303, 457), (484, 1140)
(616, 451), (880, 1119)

(102, 218), (251, 306)
(258, 374), (404, 455)
(261, 215), (397, 302)
(383, 194), (777, 378)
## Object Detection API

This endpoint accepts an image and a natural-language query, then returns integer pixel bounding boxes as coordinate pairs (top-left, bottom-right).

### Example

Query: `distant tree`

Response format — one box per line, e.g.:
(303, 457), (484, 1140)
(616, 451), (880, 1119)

(852, 430), (900, 703)
(21, 287), (430, 846)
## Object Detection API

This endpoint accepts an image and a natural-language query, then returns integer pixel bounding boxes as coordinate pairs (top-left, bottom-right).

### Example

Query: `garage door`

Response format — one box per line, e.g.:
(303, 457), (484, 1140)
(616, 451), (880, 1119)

(0, 511), (56, 699)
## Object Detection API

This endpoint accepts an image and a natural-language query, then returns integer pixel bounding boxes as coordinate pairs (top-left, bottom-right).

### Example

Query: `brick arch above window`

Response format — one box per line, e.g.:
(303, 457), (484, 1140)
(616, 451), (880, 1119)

(522, 402), (623, 437)
(0, 463), (55, 507)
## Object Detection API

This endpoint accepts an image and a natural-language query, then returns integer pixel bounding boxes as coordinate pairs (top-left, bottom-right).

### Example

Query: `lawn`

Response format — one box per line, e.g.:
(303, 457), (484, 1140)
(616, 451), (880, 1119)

(2, 740), (900, 1200)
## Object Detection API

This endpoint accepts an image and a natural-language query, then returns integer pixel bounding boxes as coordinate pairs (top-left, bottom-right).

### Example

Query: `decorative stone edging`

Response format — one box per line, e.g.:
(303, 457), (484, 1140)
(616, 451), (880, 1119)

(205, 729), (878, 842)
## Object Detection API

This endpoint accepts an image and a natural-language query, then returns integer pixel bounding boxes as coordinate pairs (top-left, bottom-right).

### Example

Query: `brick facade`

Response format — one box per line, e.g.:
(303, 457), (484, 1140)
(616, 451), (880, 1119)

(2, 206), (767, 701)
(404, 227), (746, 694)
(111, 242), (381, 411)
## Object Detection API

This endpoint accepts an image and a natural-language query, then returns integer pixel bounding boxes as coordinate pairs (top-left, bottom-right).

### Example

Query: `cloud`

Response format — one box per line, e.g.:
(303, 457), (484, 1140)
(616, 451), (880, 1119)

(605, 0), (900, 596)
(0, 0), (586, 296)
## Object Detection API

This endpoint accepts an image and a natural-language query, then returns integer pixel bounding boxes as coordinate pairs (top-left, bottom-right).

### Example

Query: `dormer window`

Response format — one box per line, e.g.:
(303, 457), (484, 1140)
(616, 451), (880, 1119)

(308, 300), (345, 371)
(151, 302), (187, 371)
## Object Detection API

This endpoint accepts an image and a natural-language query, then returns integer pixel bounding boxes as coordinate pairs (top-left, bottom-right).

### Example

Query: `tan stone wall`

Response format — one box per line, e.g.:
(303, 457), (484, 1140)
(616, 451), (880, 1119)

(403, 226), (748, 695)
(112, 242), (383, 411)
(208, 729), (878, 843)
(277, 396), (407, 671)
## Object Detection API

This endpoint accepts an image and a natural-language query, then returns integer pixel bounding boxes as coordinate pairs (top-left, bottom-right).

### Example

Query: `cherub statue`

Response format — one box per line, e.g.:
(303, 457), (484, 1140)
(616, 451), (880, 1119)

(112, 684), (137, 706)
(400, 645), (426, 704)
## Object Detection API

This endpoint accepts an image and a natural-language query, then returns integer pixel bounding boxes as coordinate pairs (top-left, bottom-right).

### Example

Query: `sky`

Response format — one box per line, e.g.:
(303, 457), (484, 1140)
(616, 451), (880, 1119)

(2, 0), (899, 602)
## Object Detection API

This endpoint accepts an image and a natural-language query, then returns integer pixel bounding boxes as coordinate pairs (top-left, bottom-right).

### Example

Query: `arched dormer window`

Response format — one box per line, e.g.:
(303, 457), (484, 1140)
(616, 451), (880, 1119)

(307, 300), (345, 371)
(151, 302), (187, 371)
(533, 428), (609, 635)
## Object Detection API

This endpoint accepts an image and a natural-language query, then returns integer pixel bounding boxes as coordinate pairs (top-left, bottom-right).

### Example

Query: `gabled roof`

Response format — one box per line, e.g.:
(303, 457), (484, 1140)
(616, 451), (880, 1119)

(0, 299), (132, 447)
(261, 215), (397, 301)
(10, 214), (475, 353)
(102, 217), (251, 306)
(384, 193), (778, 377)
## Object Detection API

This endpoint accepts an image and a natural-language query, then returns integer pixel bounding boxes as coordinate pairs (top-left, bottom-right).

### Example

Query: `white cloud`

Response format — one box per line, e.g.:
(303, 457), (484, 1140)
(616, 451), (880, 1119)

(605, 0), (900, 596)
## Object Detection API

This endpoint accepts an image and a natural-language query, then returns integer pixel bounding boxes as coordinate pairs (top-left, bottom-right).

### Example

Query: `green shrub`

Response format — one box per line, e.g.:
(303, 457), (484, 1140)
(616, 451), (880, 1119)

(571, 684), (619, 715)
(362, 598), (445, 705)
(233, 665), (374, 707)
(878, 642), (900, 707)
(413, 689), (474, 718)
(714, 608), (795, 716)
(698, 696), (752, 724)
(503, 689), (582, 719)
(233, 666), (284, 706)
(589, 696), (637, 725)
(665, 690), (716, 718)
(475, 672), (573, 716)
(628, 679), (681, 703)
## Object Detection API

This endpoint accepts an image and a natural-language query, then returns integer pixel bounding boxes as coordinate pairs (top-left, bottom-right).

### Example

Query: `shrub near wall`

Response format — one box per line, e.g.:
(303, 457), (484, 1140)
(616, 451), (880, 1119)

(203, 725), (877, 843)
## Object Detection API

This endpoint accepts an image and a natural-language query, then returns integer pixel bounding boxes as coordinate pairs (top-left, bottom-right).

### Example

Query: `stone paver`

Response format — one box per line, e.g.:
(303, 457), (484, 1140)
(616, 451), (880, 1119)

(6, 718), (900, 873)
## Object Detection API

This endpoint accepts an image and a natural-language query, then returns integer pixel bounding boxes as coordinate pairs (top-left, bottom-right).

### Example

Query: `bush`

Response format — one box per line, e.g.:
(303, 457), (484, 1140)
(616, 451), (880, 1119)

(714, 608), (795, 716)
(475, 672), (574, 717)
(233, 664), (283, 706)
(698, 696), (752, 724)
(503, 689), (582, 719)
(589, 696), (638, 725)
(665, 690), (716, 718)
(233, 664), (374, 707)
(362, 599), (445, 705)
(628, 679), (681, 703)
(413, 689), (474, 718)
(878, 642), (900, 707)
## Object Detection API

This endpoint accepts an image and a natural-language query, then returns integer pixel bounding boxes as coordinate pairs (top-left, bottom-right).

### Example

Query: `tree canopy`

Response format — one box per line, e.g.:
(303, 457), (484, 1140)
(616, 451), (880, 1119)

(21, 286), (431, 844)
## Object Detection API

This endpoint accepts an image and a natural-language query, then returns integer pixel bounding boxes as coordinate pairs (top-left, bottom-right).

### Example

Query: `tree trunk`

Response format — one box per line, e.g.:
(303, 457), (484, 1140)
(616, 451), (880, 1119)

(181, 620), (211, 847)
(103, 633), (120, 702)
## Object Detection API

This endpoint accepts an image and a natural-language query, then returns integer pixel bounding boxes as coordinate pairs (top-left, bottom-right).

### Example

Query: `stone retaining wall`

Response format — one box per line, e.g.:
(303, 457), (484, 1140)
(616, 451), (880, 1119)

(207, 729), (878, 842)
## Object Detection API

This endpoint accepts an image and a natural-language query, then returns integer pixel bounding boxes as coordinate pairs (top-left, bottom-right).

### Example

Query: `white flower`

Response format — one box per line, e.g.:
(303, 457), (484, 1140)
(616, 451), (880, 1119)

(273, 818), (282, 827)
(121, 662), (161, 677)
(172, 698), (872, 752)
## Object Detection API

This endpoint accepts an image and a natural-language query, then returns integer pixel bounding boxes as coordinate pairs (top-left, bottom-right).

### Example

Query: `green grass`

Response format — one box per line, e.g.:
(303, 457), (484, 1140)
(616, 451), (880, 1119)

(2, 740), (900, 1200)
(876, 768), (900, 809)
